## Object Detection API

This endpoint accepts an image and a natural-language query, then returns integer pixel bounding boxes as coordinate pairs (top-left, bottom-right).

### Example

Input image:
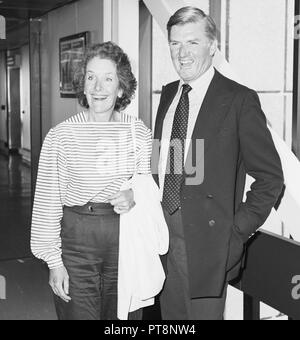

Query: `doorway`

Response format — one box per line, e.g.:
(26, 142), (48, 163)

(7, 66), (21, 153)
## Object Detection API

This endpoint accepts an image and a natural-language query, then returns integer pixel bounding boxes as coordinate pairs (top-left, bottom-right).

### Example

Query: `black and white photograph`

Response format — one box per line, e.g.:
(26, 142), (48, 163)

(0, 0), (300, 324)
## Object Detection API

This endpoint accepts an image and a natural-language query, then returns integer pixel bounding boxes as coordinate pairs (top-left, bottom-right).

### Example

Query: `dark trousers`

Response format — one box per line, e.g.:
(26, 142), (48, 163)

(160, 209), (227, 320)
(54, 202), (142, 320)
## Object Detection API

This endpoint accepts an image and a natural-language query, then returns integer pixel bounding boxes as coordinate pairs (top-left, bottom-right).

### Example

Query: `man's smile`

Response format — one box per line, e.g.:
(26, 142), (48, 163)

(179, 59), (194, 67)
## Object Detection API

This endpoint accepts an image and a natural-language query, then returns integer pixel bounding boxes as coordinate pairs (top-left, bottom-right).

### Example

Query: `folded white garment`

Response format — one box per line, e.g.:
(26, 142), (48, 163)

(118, 174), (169, 320)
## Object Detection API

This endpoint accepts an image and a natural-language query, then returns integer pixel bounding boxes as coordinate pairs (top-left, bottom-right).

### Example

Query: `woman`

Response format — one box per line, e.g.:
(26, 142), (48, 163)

(31, 42), (153, 320)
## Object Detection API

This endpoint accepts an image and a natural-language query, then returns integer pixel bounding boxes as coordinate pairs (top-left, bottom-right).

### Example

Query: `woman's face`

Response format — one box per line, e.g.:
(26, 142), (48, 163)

(84, 57), (122, 116)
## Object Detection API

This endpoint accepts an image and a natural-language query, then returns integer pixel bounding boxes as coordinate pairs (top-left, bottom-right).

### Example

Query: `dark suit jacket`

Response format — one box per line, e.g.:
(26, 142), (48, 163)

(153, 70), (284, 298)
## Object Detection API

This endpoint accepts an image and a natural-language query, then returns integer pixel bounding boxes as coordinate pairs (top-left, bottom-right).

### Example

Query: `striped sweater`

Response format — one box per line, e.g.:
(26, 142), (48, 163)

(31, 112), (152, 269)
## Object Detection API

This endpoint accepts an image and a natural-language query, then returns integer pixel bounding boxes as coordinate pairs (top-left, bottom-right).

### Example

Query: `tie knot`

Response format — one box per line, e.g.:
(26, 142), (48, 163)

(182, 84), (192, 95)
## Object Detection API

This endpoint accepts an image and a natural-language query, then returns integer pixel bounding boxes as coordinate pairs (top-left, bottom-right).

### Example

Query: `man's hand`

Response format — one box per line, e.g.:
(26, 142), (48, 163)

(49, 266), (71, 303)
(108, 189), (136, 214)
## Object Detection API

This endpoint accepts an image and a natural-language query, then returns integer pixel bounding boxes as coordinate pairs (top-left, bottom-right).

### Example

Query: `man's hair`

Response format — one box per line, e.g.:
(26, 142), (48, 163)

(73, 42), (137, 112)
(167, 6), (217, 42)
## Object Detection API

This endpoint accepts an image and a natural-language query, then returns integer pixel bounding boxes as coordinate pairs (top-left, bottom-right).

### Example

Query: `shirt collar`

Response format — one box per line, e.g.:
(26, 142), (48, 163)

(178, 66), (215, 94)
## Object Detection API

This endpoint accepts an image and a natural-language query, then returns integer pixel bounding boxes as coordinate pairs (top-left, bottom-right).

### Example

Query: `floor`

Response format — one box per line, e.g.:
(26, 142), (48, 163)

(0, 153), (57, 320)
(0, 258), (57, 320)
(0, 153), (31, 260)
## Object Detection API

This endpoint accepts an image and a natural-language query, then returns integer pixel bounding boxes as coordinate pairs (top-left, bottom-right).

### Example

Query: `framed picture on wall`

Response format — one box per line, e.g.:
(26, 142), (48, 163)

(59, 31), (90, 98)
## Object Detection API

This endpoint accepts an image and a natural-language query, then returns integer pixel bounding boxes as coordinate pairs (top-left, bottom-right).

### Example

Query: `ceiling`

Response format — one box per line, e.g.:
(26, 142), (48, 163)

(0, 0), (77, 31)
(0, 0), (77, 50)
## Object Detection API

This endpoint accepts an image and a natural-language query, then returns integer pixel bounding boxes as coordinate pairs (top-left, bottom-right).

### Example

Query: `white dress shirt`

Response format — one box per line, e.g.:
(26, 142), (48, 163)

(158, 66), (215, 198)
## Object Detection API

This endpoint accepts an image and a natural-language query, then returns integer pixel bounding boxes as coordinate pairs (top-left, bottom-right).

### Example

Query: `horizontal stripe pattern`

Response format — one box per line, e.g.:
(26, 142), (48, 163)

(31, 112), (152, 269)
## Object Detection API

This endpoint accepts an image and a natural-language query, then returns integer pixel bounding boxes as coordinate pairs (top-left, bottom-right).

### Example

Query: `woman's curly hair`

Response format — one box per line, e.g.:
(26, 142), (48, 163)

(73, 42), (137, 112)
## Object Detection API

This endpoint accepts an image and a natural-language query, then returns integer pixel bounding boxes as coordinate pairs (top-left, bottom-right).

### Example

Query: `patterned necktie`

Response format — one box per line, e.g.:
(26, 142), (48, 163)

(162, 84), (192, 215)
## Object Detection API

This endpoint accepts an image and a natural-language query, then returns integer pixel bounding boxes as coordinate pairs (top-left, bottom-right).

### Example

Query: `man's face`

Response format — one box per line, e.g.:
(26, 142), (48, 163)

(169, 21), (216, 83)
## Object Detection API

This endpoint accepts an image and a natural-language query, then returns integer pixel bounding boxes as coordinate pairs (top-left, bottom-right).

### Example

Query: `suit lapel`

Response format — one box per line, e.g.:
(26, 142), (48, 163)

(154, 81), (179, 141)
(153, 81), (179, 185)
(187, 71), (235, 156)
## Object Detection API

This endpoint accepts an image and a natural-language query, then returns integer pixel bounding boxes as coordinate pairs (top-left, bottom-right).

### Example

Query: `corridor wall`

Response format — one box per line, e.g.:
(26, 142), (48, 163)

(39, 0), (104, 139)
(0, 51), (7, 149)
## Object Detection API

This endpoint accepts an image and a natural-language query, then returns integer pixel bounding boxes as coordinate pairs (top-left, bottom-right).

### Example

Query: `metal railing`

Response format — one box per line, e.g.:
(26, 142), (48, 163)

(233, 230), (300, 320)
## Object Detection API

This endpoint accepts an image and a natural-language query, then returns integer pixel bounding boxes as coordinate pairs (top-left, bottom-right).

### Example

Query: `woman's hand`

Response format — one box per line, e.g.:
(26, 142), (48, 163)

(108, 189), (136, 214)
(49, 266), (72, 303)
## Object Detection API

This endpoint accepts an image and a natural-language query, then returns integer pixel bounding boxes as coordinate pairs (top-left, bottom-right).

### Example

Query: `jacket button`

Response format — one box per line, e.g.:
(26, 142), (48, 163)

(207, 194), (214, 199)
(88, 206), (93, 212)
(209, 220), (216, 227)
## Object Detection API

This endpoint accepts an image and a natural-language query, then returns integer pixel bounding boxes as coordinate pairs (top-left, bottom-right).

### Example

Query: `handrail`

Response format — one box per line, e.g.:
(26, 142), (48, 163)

(233, 230), (300, 320)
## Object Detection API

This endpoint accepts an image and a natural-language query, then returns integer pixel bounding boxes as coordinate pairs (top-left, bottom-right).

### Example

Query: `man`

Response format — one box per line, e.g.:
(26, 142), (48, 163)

(153, 6), (284, 320)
